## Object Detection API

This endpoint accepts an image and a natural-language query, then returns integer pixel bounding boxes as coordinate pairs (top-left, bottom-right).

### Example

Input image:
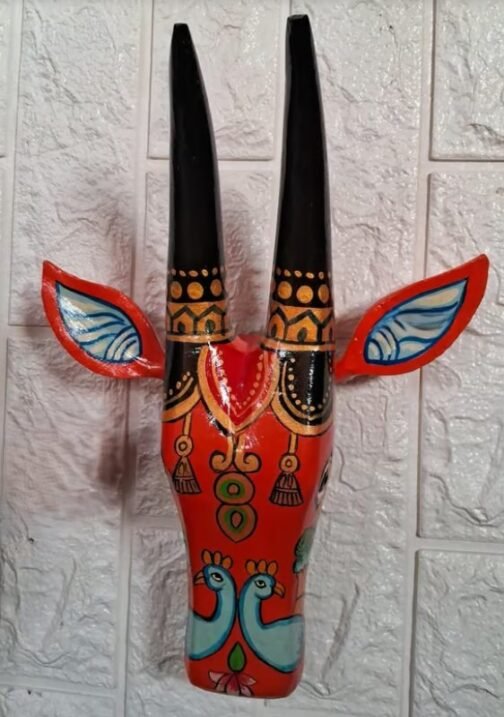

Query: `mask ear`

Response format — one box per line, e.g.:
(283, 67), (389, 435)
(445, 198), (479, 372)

(41, 261), (164, 379)
(334, 255), (489, 380)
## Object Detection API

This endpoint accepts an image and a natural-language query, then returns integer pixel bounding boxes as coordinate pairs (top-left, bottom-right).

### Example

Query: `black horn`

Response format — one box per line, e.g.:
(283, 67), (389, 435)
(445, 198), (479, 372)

(167, 23), (230, 344)
(264, 14), (334, 351)
(265, 15), (334, 438)
(164, 24), (231, 423)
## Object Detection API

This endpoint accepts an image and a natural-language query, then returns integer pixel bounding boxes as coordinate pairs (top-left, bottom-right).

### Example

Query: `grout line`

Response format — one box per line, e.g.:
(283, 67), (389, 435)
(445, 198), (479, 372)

(131, 514), (180, 530)
(415, 537), (504, 555)
(405, 554), (420, 717)
(415, 8), (435, 280)
(218, 158), (275, 170)
(5, 324), (52, 337)
(427, 0), (437, 162)
(114, 2), (154, 716)
(145, 0), (155, 160)
(145, 156), (277, 173)
(147, 152), (276, 163)
(426, 159), (504, 171)
(271, 0), (290, 196)
(263, 0), (289, 284)
(401, 370), (422, 717)
(400, 1), (435, 716)
(0, 0), (24, 519)
(0, 676), (113, 700)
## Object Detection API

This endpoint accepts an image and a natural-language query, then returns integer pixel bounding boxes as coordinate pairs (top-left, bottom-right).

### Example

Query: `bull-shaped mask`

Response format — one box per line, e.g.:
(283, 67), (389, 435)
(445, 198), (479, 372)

(41, 15), (488, 699)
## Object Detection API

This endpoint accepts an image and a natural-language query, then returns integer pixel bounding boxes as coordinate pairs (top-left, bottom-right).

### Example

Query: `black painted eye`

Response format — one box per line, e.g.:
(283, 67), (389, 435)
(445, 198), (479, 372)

(255, 579), (266, 589)
(211, 572), (223, 582)
(317, 455), (332, 506)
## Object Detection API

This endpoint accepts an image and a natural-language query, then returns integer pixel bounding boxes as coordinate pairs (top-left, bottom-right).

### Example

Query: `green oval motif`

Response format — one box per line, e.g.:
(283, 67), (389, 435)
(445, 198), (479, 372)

(214, 471), (254, 505)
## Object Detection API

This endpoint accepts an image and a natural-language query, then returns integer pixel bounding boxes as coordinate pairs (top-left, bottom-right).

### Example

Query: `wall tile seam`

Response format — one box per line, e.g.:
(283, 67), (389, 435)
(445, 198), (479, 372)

(401, 0), (437, 715)
(113, 2), (155, 717)
(0, 0), (24, 511)
(5, 325), (52, 335)
(147, 157), (279, 168)
(126, 517), (504, 556)
(429, 158), (504, 165)
(0, 677), (113, 700)
(405, 553), (421, 717)
(414, 538), (504, 556)
(0, 0), (18, 158)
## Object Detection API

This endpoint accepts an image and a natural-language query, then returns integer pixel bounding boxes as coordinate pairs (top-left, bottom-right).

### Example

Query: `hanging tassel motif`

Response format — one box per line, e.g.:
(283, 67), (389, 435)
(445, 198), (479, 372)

(173, 412), (201, 494)
(269, 433), (303, 506)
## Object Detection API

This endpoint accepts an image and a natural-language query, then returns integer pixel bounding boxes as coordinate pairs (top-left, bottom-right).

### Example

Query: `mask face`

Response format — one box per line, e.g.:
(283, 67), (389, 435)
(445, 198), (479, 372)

(41, 15), (489, 700)
(162, 335), (333, 695)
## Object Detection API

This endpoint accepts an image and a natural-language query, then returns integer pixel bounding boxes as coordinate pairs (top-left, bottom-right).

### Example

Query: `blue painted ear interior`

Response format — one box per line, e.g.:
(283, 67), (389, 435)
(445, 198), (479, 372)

(364, 279), (467, 365)
(56, 282), (142, 364)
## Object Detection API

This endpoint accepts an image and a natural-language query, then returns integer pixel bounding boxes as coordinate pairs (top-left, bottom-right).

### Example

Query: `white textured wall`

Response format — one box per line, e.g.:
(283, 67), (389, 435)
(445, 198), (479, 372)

(0, 1), (502, 716)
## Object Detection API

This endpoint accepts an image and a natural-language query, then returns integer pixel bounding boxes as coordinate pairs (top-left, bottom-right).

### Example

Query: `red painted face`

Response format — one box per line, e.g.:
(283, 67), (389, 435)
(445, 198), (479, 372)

(161, 334), (333, 696)
(40, 13), (489, 702)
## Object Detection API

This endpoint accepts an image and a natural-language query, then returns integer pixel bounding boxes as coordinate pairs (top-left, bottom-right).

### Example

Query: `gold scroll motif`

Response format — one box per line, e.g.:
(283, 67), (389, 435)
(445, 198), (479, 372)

(162, 370), (200, 422)
(271, 355), (333, 436)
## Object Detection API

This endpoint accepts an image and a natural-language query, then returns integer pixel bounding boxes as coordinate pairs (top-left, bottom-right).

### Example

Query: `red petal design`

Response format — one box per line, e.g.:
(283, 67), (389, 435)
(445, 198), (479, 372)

(198, 334), (280, 433)
(226, 675), (241, 696)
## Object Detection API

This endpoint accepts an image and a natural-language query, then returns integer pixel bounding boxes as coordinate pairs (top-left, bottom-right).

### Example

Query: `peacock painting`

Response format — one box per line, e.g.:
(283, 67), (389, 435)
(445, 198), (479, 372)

(238, 560), (304, 673)
(186, 551), (236, 660)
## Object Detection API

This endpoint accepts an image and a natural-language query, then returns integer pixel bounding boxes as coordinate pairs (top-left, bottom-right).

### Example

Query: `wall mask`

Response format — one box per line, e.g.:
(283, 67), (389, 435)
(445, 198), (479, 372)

(41, 15), (488, 699)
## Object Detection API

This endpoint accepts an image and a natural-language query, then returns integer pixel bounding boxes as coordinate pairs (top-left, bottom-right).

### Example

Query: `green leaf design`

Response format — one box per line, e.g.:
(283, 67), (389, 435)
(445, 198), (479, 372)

(228, 642), (246, 673)
(293, 526), (316, 574)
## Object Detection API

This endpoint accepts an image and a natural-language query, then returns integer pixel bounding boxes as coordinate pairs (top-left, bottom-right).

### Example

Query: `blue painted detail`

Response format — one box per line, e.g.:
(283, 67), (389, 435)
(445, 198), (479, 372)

(56, 283), (141, 364)
(364, 279), (467, 366)
(186, 565), (237, 661)
(238, 573), (304, 673)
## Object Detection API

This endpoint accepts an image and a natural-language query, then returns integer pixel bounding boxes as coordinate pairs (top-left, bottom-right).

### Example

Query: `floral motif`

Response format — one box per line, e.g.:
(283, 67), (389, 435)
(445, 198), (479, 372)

(208, 670), (256, 697)
(209, 642), (256, 697)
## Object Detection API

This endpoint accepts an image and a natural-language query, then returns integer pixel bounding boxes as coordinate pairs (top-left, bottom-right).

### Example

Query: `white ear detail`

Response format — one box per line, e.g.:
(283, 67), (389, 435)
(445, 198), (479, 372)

(365, 280), (467, 365)
(57, 283), (141, 364)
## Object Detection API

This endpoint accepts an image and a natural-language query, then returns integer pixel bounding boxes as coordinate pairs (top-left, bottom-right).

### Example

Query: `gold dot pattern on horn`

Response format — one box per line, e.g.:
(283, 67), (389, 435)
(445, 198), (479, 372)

(166, 266), (232, 342)
(170, 281), (183, 299)
(296, 285), (313, 304)
(210, 279), (223, 297)
(278, 281), (292, 299)
(188, 282), (204, 299)
(263, 266), (335, 350)
(318, 284), (330, 303)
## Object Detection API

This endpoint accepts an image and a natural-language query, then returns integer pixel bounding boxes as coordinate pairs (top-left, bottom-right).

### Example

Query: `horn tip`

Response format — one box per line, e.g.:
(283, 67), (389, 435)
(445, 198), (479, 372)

(287, 14), (314, 50)
(171, 23), (193, 46)
(287, 14), (312, 29)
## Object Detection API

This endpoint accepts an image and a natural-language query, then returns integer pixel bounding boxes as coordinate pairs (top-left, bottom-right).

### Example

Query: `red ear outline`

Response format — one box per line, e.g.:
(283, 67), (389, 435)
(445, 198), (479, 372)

(334, 254), (489, 380)
(41, 261), (164, 379)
